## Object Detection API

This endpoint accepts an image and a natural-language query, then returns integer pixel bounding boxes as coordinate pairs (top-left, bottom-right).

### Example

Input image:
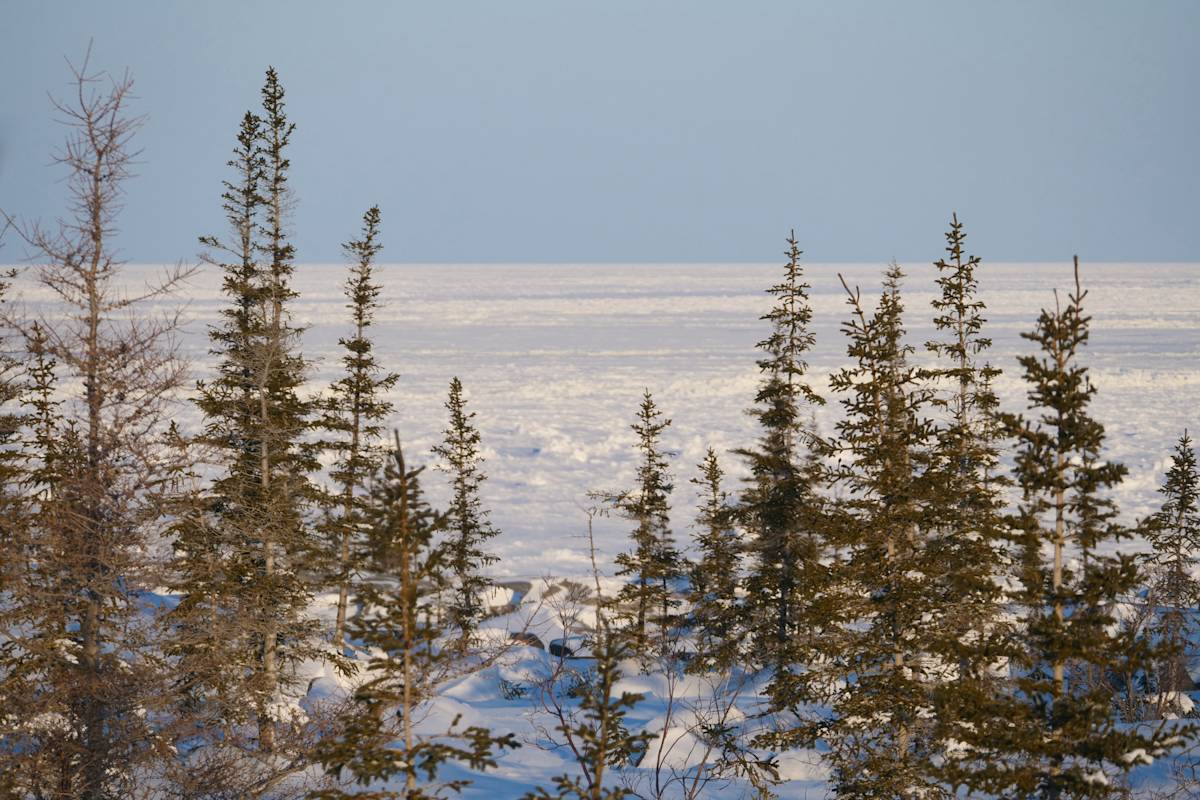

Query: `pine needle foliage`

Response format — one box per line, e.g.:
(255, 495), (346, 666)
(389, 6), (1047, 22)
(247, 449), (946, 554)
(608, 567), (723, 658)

(919, 215), (1015, 789)
(0, 319), (50, 795)
(967, 259), (1186, 798)
(686, 448), (743, 673)
(169, 106), (268, 736)
(1141, 432), (1200, 718)
(0, 269), (29, 602)
(735, 232), (831, 678)
(1146, 432), (1200, 609)
(432, 377), (501, 655)
(182, 66), (322, 753)
(314, 435), (517, 799)
(820, 263), (947, 798)
(0, 266), (28, 537)
(323, 206), (399, 655)
(608, 390), (683, 657)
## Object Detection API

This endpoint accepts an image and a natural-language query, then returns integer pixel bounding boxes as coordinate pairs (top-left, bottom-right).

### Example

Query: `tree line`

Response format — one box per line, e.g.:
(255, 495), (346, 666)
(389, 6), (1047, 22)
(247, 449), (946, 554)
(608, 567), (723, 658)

(0, 56), (1197, 800)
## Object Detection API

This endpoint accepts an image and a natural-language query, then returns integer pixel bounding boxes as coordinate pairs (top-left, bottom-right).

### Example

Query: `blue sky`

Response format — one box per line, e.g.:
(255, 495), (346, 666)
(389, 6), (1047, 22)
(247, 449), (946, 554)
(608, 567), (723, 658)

(2, 1), (1197, 263)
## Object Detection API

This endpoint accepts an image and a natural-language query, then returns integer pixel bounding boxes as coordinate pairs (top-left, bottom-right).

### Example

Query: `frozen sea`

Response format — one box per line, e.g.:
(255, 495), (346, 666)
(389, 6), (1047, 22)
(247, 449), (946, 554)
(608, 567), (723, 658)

(12, 261), (1200, 575)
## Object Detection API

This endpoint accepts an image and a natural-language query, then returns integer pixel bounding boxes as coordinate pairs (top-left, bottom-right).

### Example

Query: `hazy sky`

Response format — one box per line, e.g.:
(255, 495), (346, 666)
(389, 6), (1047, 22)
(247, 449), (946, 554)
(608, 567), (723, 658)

(2, 1), (1197, 263)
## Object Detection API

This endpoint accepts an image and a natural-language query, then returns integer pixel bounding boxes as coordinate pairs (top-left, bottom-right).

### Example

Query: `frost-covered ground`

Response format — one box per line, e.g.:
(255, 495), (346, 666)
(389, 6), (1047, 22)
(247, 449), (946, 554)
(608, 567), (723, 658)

(13, 261), (1200, 573)
(10, 261), (1200, 796)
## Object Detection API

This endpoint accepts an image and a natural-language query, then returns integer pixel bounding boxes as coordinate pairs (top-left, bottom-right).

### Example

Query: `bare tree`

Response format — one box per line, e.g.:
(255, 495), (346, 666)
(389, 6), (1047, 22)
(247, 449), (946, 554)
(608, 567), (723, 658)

(0, 45), (194, 799)
(525, 507), (651, 800)
(622, 650), (778, 800)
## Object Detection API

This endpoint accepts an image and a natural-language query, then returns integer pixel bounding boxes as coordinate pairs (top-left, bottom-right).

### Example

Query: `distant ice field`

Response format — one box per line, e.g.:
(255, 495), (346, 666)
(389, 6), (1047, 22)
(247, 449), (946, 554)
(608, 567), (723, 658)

(12, 262), (1200, 575)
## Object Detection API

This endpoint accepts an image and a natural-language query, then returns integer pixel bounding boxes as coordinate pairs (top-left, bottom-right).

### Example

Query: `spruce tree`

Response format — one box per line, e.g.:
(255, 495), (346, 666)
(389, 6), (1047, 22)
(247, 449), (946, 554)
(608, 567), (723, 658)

(970, 258), (1182, 797)
(183, 66), (320, 754)
(1142, 432), (1200, 718)
(920, 215), (1014, 787)
(163, 484), (246, 744)
(167, 107), (267, 740)
(609, 390), (683, 656)
(432, 376), (499, 655)
(314, 435), (517, 799)
(735, 232), (830, 677)
(0, 347), (94, 797)
(239, 66), (322, 753)
(0, 321), (47, 796)
(323, 205), (398, 655)
(686, 447), (742, 673)
(822, 264), (945, 797)
(740, 236), (839, 766)
(0, 266), (28, 601)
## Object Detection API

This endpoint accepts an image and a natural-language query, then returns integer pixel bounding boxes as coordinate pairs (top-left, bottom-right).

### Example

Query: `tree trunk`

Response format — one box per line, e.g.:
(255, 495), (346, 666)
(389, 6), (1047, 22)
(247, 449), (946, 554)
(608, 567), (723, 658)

(402, 522), (416, 795)
(259, 389), (277, 752)
(1053, 346), (1067, 696)
(79, 155), (108, 800)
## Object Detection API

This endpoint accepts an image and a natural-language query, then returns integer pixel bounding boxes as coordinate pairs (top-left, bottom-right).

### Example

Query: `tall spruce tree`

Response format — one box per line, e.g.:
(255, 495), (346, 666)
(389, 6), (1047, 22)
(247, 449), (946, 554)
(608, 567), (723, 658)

(735, 233), (830, 677)
(1142, 432), (1200, 718)
(969, 258), (1182, 798)
(184, 66), (321, 754)
(686, 448), (743, 673)
(609, 390), (683, 656)
(432, 377), (499, 655)
(323, 206), (398, 655)
(313, 435), (517, 799)
(822, 264), (946, 798)
(920, 215), (1014, 788)
(740, 235), (839, 767)
(167, 107), (267, 741)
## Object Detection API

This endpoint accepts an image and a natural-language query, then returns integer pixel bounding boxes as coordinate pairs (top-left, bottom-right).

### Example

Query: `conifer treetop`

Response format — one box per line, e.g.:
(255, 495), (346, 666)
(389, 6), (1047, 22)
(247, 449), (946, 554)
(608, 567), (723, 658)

(326, 204), (397, 463)
(433, 376), (496, 542)
(1145, 430), (1200, 604)
(1008, 258), (1127, 551)
(260, 68), (295, 249)
(755, 231), (824, 408)
(927, 213), (991, 363)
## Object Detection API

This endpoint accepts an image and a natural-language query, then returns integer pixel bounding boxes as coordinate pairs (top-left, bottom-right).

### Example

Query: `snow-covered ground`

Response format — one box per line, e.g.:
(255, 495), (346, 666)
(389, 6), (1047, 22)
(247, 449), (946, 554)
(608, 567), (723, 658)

(12, 261), (1200, 574)
(299, 576), (835, 798)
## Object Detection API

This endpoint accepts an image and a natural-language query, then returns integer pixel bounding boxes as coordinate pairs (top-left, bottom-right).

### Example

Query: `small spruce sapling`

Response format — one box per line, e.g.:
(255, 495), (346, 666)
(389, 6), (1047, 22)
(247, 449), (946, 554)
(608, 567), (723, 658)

(687, 448), (743, 673)
(432, 376), (500, 656)
(1143, 432), (1200, 718)
(314, 435), (517, 799)
(607, 390), (683, 658)
(525, 511), (650, 800)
